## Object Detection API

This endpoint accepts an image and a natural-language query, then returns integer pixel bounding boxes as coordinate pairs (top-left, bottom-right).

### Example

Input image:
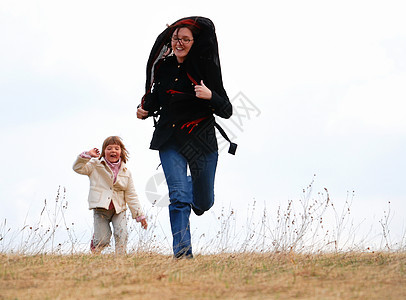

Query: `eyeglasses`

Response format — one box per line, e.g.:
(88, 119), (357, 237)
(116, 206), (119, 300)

(171, 37), (194, 44)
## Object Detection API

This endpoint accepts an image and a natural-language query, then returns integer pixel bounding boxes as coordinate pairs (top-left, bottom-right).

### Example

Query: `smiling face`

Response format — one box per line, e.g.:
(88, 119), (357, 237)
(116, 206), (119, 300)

(104, 144), (121, 163)
(171, 27), (194, 63)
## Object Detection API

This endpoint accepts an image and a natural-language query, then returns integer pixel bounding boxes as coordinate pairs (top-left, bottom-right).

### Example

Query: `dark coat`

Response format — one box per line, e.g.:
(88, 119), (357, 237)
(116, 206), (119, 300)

(143, 56), (232, 157)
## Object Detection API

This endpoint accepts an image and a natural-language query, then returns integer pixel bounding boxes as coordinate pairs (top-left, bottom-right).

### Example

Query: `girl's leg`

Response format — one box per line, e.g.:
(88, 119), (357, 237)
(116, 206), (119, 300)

(159, 143), (193, 258)
(112, 210), (128, 254)
(190, 151), (218, 214)
(92, 208), (114, 253)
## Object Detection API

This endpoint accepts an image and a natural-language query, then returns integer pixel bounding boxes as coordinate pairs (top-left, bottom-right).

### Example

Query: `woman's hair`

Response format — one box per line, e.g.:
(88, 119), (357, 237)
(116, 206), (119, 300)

(143, 17), (223, 103)
(169, 20), (201, 40)
(99, 136), (129, 163)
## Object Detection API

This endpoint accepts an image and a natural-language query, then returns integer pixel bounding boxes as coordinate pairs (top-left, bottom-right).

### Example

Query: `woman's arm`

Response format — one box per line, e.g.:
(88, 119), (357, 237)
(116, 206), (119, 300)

(137, 91), (160, 119)
(208, 90), (232, 119)
(197, 60), (232, 119)
(138, 60), (164, 119)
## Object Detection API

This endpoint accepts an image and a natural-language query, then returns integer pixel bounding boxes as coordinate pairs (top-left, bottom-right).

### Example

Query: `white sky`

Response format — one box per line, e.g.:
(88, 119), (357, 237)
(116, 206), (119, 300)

(1, 0), (405, 251)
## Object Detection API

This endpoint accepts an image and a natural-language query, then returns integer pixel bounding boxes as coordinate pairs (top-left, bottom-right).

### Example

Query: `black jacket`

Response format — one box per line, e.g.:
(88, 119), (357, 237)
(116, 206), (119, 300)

(143, 56), (232, 157)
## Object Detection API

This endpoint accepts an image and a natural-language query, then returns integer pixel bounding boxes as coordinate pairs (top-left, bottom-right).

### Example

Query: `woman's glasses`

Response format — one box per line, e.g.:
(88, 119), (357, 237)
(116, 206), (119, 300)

(171, 37), (193, 44)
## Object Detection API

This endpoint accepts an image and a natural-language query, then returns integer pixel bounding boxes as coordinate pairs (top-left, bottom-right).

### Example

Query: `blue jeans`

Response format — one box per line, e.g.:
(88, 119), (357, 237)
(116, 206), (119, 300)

(159, 142), (218, 258)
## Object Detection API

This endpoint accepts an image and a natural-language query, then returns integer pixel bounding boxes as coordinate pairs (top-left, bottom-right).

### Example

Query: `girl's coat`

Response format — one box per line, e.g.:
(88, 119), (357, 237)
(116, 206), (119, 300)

(73, 156), (144, 219)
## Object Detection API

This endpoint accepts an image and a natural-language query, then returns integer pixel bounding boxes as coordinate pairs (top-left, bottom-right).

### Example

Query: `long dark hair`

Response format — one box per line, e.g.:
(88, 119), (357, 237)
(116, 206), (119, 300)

(169, 18), (201, 40)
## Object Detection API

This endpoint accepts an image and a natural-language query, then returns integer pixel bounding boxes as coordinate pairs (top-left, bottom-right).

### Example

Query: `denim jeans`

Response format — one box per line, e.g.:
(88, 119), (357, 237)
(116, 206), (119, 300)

(92, 208), (128, 254)
(159, 142), (218, 258)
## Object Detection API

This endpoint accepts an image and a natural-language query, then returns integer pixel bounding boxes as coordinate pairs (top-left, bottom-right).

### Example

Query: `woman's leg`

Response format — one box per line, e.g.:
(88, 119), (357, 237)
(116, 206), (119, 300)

(159, 143), (193, 258)
(92, 208), (114, 253)
(112, 210), (128, 254)
(190, 151), (218, 215)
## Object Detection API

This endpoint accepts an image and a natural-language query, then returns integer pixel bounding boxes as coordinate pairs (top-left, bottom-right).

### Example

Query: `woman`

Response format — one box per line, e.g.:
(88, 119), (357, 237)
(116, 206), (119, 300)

(137, 16), (235, 258)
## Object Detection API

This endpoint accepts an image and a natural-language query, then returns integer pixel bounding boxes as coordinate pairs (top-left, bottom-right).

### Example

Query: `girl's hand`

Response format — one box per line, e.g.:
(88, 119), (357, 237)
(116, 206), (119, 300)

(195, 80), (212, 100)
(88, 148), (100, 158)
(140, 219), (148, 230)
(137, 107), (149, 119)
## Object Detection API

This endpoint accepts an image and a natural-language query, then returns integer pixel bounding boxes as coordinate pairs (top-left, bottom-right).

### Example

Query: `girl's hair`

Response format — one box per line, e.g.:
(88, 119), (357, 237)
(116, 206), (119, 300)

(99, 136), (129, 163)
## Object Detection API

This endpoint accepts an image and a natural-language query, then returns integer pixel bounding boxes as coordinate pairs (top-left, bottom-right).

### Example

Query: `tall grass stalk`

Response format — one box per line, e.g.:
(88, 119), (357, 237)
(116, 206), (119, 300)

(1, 179), (405, 255)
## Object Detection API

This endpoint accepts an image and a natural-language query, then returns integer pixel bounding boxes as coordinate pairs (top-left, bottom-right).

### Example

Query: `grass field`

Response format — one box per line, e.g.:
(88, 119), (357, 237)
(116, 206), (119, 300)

(1, 252), (406, 299)
(1, 186), (405, 299)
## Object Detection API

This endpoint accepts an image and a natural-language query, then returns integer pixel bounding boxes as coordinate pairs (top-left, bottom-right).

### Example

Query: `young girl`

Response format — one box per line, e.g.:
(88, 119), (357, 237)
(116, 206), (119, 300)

(73, 136), (147, 254)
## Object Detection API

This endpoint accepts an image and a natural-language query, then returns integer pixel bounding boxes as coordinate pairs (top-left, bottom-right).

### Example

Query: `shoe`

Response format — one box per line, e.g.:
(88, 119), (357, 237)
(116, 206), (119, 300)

(192, 205), (204, 216)
(90, 236), (96, 253)
(174, 247), (193, 259)
(174, 253), (194, 260)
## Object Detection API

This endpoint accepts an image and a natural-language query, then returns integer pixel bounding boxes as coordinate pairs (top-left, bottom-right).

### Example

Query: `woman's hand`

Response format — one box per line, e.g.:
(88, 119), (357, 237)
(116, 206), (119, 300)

(88, 148), (100, 158)
(137, 106), (149, 119)
(195, 80), (212, 100)
(140, 219), (148, 230)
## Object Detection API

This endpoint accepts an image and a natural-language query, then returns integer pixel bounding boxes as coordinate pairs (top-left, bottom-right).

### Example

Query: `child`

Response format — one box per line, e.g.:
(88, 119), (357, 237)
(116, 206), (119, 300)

(73, 136), (147, 254)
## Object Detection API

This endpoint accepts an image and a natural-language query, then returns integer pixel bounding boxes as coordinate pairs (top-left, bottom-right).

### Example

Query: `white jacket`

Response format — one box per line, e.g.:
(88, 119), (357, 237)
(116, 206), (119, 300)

(73, 156), (144, 219)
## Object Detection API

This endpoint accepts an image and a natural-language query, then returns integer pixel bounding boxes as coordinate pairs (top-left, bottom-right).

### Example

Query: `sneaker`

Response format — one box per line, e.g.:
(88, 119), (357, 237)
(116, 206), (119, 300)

(192, 205), (204, 216)
(174, 253), (194, 260)
(90, 238), (96, 253)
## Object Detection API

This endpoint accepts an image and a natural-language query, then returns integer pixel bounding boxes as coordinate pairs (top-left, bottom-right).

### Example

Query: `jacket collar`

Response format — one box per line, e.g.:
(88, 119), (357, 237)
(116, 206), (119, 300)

(100, 157), (127, 172)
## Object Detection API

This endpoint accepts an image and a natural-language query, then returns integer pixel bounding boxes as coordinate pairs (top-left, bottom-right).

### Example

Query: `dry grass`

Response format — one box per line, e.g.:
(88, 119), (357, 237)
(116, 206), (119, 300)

(2, 185), (406, 299)
(1, 252), (406, 299)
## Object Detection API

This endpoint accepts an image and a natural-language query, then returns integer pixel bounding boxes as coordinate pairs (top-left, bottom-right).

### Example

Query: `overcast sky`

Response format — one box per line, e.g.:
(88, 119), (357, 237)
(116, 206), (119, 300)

(1, 0), (405, 252)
